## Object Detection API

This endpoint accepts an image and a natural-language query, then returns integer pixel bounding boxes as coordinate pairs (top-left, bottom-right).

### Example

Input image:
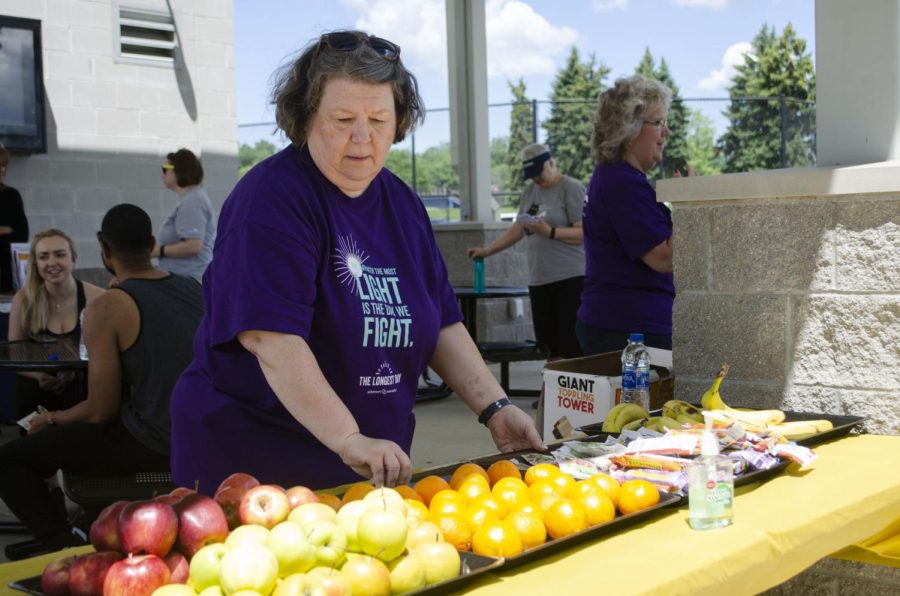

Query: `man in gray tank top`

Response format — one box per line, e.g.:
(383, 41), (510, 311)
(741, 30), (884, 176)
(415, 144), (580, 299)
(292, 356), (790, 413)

(0, 203), (203, 556)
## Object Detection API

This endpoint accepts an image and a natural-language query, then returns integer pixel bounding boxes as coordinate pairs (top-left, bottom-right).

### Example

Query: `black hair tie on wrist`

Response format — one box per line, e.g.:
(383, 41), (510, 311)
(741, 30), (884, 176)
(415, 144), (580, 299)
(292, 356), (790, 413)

(550, 226), (557, 240)
(159, 245), (166, 258)
(478, 398), (512, 426)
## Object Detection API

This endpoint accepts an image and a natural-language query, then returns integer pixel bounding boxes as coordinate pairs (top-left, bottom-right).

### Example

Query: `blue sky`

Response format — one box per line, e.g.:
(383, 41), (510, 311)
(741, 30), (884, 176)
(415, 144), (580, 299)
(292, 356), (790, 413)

(234, 0), (815, 150)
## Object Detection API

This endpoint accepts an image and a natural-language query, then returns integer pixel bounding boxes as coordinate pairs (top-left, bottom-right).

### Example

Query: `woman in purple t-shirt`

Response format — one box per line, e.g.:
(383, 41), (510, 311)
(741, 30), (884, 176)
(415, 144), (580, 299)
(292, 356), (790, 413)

(577, 74), (693, 355)
(169, 31), (544, 494)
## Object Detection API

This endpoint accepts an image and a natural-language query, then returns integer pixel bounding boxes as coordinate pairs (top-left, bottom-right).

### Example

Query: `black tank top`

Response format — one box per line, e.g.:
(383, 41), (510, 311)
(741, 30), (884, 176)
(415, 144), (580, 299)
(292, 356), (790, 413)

(39, 279), (87, 339)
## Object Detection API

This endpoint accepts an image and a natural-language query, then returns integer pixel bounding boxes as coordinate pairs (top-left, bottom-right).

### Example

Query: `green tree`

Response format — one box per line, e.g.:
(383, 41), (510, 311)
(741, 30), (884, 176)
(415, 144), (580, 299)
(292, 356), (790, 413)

(543, 47), (609, 184)
(385, 148), (413, 186)
(490, 136), (511, 194)
(505, 79), (534, 194)
(717, 23), (816, 172)
(238, 139), (277, 177)
(635, 49), (690, 179)
(684, 109), (724, 176)
(414, 143), (459, 194)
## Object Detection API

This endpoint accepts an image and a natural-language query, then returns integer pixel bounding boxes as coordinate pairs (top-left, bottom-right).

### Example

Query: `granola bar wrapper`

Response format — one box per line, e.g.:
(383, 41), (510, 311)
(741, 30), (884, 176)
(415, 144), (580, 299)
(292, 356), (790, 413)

(624, 435), (700, 457)
(611, 467), (689, 494)
(609, 453), (695, 472)
(773, 443), (817, 469)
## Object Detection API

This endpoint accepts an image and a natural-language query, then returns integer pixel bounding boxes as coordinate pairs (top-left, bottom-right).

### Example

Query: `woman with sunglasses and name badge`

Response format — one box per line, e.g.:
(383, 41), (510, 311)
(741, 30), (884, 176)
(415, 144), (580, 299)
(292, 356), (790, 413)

(169, 31), (544, 494)
(155, 149), (216, 282)
(577, 74), (695, 355)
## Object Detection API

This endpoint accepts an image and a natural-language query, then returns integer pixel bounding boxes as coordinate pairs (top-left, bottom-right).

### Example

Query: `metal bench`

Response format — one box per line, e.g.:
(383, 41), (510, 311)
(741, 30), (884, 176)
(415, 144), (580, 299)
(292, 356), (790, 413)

(477, 340), (549, 397)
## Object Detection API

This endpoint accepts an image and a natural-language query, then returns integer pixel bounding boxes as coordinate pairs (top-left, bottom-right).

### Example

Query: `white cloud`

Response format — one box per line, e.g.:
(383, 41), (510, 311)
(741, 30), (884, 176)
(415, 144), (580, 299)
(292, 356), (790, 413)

(592, 0), (629, 10)
(485, 0), (579, 79)
(698, 41), (753, 91)
(674, 0), (729, 9)
(344, 0), (448, 73)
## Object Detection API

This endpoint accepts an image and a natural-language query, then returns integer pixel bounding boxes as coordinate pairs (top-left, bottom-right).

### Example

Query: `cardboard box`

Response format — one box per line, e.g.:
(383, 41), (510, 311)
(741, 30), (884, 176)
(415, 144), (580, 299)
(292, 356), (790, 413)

(536, 350), (674, 442)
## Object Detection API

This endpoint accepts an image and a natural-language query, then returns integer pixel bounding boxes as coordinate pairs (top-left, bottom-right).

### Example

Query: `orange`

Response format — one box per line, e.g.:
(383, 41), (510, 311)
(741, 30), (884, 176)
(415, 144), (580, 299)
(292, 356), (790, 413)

(471, 520), (524, 558)
(528, 479), (562, 502)
(534, 492), (562, 515)
(491, 477), (530, 512)
(576, 492), (616, 527)
(486, 460), (522, 486)
(506, 510), (547, 549)
(549, 472), (576, 495)
(342, 482), (375, 504)
(523, 463), (560, 486)
(315, 492), (342, 512)
(449, 463), (490, 490)
(405, 499), (430, 524)
(462, 503), (499, 533)
(587, 473), (621, 507)
(433, 512), (472, 551)
(395, 485), (424, 502)
(544, 498), (588, 540)
(565, 480), (603, 501)
(468, 494), (509, 520)
(414, 475), (452, 506)
(617, 480), (660, 515)
(508, 501), (545, 523)
(457, 476), (491, 504)
(430, 495), (466, 518)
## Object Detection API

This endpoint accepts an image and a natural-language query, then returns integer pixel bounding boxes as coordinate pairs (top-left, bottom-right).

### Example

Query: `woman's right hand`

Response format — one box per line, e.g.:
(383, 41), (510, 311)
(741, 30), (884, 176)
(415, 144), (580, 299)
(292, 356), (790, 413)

(467, 247), (488, 259)
(37, 373), (71, 394)
(338, 432), (412, 488)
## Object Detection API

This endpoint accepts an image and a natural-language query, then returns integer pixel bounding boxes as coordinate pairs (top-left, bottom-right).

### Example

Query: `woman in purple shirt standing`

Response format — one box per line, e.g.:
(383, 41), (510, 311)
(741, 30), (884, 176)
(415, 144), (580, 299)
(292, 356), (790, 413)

(577, 74), (692, 355)
(169, 31), (543, 494)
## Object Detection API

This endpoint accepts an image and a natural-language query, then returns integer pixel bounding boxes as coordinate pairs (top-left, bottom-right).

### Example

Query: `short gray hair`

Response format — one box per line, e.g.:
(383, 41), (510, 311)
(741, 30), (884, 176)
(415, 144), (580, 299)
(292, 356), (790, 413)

(271, 30), (425, 147)
(591, 74), (672, 164)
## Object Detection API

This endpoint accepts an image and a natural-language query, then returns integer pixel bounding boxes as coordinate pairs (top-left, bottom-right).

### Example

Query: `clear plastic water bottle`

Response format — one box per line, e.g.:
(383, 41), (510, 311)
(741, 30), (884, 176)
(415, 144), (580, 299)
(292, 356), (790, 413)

(473, 257), (485, 293)
(621, 333), (649, 409)
(78, 311), (88, 360)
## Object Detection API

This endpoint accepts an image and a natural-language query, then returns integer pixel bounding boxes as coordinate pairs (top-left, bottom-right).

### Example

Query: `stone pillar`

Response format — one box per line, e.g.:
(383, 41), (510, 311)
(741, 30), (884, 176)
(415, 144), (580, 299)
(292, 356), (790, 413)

(445, 0), (493, 222)
(816, 0), (900, 165)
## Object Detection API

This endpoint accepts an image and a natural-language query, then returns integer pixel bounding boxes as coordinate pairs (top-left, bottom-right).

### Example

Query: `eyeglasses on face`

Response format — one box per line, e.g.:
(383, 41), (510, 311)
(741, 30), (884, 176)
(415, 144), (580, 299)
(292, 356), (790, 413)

(161, 164), (175, 174)
(642, 119), (668, 130)
(318, 32), (401, 61)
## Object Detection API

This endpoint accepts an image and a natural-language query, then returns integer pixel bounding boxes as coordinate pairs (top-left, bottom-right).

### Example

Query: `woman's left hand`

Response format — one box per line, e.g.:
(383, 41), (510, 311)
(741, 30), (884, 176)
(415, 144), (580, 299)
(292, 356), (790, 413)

(27, 412), (53, 435)
(486, 405), (546, 453)
(524, 218), (552, 237)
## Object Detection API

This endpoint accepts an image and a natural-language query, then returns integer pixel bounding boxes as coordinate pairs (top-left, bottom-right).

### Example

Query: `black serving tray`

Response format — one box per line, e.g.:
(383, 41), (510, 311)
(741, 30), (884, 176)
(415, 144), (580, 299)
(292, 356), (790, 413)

(11, 551), (504, 596)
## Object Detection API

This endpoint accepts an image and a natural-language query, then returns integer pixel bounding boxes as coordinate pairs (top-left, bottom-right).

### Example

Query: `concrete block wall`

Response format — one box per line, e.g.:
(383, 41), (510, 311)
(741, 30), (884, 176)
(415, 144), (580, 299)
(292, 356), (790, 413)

(0, 0), (238, 268)
(661, 166), (900, 436)
(433, 223), (536, 342)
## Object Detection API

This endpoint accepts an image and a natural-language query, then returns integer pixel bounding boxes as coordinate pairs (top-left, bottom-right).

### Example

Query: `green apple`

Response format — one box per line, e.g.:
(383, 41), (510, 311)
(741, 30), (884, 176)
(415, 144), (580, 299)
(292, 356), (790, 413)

(357, 508), (407, 562)
(308, 567), (352, 596)
(288, 502), (338, 528)
(188, 542), (227, 591)
(267, 521), (318, 577)
(340, 555), (390, 596)
(271, 572), (327, 596)
(197, 587), (224, 596)
(388, 553), (427, 594)
(305, 520), (348, 568)
(219, 543), (279, 595)
(335, 500), (369, 553)
(413, 541), (460, 585)
(151, 584), (198, 596)
(405, 521), (443, 551)
(224, 524), (270, 549)
(361, 488), (408, 518)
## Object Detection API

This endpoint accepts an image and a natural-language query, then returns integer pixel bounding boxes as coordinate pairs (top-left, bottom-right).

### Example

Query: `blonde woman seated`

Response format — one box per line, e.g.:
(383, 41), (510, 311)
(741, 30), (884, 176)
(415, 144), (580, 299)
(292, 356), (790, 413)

(8, 230), (104, 417)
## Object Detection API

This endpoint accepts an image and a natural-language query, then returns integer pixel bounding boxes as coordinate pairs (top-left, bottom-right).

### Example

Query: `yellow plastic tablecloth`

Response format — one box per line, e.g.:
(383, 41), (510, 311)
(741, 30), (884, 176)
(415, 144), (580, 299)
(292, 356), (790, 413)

(0, 435), (898, 595)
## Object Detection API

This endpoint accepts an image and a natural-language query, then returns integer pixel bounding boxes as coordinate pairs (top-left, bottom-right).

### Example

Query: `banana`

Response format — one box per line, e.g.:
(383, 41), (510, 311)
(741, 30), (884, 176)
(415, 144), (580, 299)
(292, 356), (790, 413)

(602, 403), (650, 433)
(663, 399), (705, 423)
(622, 418), (648, 432)
(676, 414), (701, 426)
(766, 420), (834, 440)
(700, 364), (731, 411)
(699, 364), (786, 429)
(657, 416), (684, 431)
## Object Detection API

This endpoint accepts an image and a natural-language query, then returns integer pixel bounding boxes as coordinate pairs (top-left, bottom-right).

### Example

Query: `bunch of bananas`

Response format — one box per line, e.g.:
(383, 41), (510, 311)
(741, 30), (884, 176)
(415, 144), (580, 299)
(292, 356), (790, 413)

(700, 363), (833, 439)
(662, 399), (705, 424)
(601, 403), (649, 433)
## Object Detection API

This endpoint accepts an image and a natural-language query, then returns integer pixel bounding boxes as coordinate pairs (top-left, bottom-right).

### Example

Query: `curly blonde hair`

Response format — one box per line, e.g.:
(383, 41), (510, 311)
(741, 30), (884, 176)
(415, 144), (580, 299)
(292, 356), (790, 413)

(591, 74), (672, 164)
(20, 230), (78, 335)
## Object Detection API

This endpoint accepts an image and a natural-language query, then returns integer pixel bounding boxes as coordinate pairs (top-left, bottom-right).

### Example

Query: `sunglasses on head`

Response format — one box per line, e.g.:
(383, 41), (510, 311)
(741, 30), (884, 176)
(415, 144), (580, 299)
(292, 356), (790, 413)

(161, 164), (175, 174)
(318, 32), (400, 61)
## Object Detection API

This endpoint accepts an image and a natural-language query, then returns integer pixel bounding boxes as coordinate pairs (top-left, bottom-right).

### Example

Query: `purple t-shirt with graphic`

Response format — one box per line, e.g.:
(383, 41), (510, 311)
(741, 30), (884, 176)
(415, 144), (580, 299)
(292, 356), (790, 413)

(170, 146), (462, 494)
(577, 161), (675, 335)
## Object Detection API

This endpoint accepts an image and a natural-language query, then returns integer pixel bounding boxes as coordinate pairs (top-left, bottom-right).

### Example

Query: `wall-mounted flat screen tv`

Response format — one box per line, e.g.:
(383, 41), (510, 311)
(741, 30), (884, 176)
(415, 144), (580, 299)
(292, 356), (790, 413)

(0, 16), (45, 154)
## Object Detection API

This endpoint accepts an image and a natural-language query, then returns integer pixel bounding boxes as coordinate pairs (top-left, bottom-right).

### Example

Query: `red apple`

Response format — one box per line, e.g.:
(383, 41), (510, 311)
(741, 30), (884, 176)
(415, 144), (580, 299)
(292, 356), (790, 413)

(216, 472), (260, 494)
(163, 550), (190, 583)
(214, 485), (246, 530)
(89, 500), (129, 552)
(67, 550), (123, 596)
(153, 494), (183, 507)
(117, 499), (178, 557)
(286, 485), (320, 509)
(239, 484), (291, 529)
(41, 554), (77, 596)
(103, 553), (171, 596)
(173, 493), (229, 557)
(169, 487), (196, 499)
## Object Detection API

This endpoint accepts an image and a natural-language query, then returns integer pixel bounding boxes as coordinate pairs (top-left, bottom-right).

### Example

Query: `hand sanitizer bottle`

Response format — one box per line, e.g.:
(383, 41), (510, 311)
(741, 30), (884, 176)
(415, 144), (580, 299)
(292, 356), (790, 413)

(689, 411), (734, 530)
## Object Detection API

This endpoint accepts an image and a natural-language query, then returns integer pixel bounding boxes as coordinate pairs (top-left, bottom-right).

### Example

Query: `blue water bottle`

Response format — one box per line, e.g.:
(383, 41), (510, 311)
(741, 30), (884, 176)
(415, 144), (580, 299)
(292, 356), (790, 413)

(473, 257), (485, 293)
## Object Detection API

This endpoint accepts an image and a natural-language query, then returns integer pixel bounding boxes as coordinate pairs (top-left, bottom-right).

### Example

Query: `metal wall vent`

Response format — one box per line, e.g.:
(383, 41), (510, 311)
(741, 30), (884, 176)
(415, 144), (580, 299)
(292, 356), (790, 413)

(117, 7), (176, 63)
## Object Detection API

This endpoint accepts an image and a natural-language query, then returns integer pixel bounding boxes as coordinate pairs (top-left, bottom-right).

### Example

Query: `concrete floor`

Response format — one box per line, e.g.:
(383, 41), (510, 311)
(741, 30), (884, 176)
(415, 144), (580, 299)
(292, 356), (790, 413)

(0, 360), (546, 565)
